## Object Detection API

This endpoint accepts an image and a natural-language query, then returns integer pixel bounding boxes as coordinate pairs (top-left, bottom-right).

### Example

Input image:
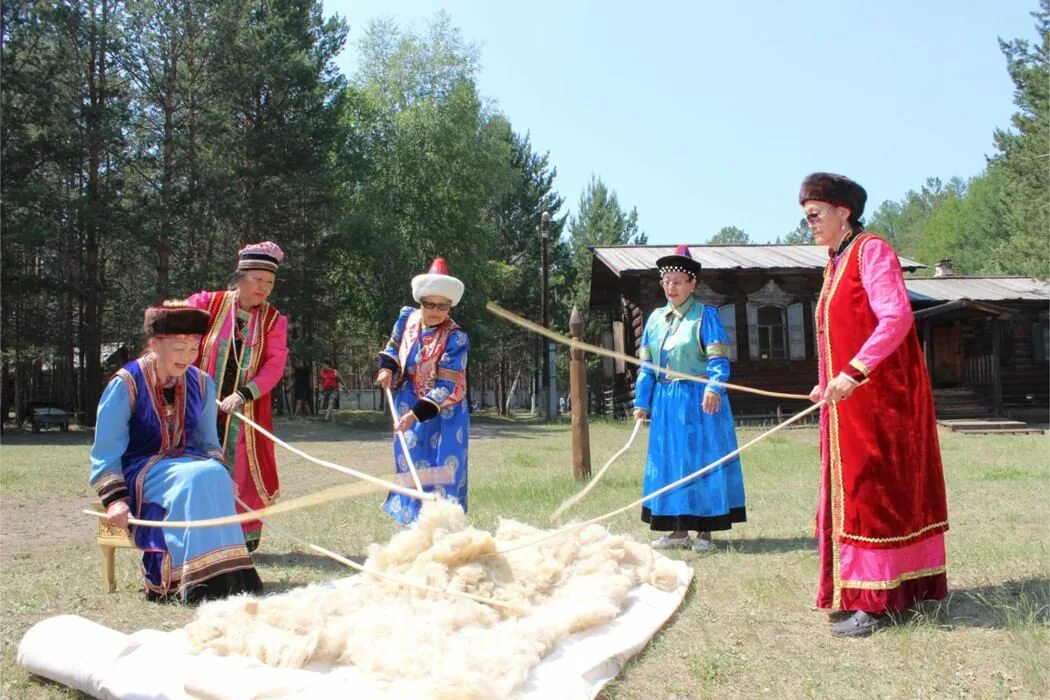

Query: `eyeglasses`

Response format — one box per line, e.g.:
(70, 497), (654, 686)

(421, 301), (451, 311)
(660, 278), (692, 288)
(804, 206), (834, 224)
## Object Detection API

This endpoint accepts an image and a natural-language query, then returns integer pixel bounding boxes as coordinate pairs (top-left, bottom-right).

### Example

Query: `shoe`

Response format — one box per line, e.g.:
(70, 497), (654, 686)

(692, 537), (711, 552)
(830, 611), (888, 638)
(651, 535), (692, 549)
(827, 610), (852, 623)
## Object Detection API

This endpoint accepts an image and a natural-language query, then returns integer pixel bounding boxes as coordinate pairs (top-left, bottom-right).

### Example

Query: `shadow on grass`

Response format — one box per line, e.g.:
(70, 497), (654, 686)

(921, 577), (1050, 630)
(253, 550), (365, 575)
(722, 536), (816, 555)
(0, 426), (94, 446)
(272, 413), (565, 443)
(272, 416), (394, 443)
(470, 416), (568, 440)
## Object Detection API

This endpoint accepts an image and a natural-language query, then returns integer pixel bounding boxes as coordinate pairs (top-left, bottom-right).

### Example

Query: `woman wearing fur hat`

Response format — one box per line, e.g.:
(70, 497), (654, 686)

(376, 257), (470, 525)
(800, 172), (948, 638)
(632, 245), (746, 553)
(187, 241), (289, 552)
(90, 303), (263, 603)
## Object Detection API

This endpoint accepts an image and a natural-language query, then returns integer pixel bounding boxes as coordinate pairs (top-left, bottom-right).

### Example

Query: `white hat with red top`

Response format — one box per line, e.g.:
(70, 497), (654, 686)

(411, 257), (464, 306)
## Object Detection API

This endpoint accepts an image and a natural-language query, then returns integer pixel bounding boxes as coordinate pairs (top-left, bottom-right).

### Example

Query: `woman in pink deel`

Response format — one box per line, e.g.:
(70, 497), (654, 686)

(187, 241), (289, 552)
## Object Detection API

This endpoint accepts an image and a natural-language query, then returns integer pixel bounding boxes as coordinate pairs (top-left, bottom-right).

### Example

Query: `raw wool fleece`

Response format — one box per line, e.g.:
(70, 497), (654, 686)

(183, 500), (681, 699)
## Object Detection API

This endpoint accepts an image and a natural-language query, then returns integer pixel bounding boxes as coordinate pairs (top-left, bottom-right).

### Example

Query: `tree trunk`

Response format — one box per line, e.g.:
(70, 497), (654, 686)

(156, 87), (174, 302)
(80, 0), (112, 427)
(496, 354), (506, 416)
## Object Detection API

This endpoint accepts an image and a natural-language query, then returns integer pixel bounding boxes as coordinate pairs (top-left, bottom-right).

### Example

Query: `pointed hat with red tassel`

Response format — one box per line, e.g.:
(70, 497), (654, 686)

(411, 256), (465, 306)
(656, 244), (702, 278)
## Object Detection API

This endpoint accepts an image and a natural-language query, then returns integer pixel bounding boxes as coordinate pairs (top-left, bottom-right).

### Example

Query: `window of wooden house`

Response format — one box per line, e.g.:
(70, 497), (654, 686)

(718, 304), (738, 361)
(1034, 321), (1050, 363)
(744, 280), (801, 363)
(787, 302), (807, 360)
(756, 305), (786, 361)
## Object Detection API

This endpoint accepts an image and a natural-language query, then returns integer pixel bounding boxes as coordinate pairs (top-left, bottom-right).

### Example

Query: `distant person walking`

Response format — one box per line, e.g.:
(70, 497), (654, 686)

(319, 359), (343, 421)
(292, 360), (312, 419)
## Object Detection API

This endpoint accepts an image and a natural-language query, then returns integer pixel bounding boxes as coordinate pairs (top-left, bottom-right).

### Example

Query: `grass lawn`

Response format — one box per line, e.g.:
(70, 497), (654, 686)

(1, 412), (1048, 698)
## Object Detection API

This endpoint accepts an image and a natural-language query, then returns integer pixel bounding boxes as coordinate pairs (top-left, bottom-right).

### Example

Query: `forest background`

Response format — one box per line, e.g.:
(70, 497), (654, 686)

(2, 0), (1047, 425)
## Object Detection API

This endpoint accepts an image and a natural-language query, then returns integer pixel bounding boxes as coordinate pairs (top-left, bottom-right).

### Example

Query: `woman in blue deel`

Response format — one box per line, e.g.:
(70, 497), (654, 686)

(375, 257), (470, 525)
(632, 244), (745, 552)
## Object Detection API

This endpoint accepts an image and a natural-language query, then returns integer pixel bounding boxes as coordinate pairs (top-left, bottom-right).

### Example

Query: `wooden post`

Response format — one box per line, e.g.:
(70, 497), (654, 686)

(991, 318), (1003, 416)
(569, 306), (592, 480)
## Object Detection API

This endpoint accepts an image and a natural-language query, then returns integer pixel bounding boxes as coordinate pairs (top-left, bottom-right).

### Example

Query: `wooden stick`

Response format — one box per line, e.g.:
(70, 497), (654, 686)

(385, 386), (425, 493)
(486, 302), (811, 401)
(550, 419), (643, 522)
(84, 480), (389, 528)
(493, 400), (824, 556)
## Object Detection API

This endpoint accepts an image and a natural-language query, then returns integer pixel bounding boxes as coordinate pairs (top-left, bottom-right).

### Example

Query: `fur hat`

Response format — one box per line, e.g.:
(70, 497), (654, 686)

(656, 244), (702, 279)
(237, 241), (284, 273)
(143, 302), (211, 337)
(411, 257), (464, 306)
(798, 172), (867, 221)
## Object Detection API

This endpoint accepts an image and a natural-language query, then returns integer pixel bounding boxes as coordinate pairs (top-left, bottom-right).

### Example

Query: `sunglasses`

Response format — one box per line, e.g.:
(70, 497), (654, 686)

(421, 301), (451, 311)
(804, 206), (834, 224)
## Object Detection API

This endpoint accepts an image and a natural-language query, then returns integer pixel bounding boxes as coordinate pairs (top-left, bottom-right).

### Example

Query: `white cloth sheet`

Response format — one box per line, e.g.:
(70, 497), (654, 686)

(18, 560), (692, 699)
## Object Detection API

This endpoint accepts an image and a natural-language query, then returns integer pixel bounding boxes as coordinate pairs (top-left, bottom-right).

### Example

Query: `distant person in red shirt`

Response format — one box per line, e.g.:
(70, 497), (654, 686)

(319, 359), (343, 422)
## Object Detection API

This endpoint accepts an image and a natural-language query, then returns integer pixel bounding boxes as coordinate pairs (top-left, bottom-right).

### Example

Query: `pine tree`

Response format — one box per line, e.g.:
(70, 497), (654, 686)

(566, 177), (646, 313)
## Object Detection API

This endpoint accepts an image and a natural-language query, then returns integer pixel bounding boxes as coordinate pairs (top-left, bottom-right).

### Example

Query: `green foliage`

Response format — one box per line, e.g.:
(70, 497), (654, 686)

(337, 14), (516, 354)
(566, 176), (646, 313)
(990, 0), (1050, 278)
(5, 1), (1044, 428)
(707, 226), (750, 244)
(867, 178), (966, 261)
(2, 6), (576, 421)
(868, 4), (1048, 279)
(781, 219), (814, 245)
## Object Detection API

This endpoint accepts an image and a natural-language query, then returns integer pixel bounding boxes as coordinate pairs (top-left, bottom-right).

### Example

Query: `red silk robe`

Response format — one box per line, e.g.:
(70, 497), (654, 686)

(815, 233), (949, 613)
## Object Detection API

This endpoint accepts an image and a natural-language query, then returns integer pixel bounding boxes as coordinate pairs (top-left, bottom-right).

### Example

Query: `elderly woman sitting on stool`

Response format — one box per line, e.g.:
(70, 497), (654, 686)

(90, 303), (263, 603)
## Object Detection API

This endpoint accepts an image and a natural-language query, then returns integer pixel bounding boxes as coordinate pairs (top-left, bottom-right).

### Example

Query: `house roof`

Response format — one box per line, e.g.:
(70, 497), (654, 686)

(592, 244), (925, 274)
(905, 276), (1050, 303)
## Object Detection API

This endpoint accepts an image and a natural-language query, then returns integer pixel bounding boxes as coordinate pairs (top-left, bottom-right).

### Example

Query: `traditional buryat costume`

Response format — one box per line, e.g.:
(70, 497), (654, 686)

(188, 242), (289, 551)
(634, 245), (747, 536)
(377, 258), (470, 525)
(802, 173), (949, 619)
(90, 305), (263, 602)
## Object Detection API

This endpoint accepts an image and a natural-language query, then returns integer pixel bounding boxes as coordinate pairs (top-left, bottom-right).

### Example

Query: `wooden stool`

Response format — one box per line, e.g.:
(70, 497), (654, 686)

(92, 503), (136, 593)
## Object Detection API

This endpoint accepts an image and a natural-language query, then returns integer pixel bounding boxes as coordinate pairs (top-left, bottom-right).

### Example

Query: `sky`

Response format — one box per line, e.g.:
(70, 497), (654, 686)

(324, 0), (1041, 245)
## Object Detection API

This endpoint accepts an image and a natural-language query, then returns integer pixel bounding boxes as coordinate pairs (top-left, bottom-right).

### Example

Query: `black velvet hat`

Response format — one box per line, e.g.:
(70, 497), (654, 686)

(656, 244), (702, 279)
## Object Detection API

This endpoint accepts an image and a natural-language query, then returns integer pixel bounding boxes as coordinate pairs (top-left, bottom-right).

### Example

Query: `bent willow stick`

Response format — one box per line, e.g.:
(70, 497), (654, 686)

(550, 419), (644, 523)
(492, 400), (825, 557)
(84, 480), (389, 528)
(486, 302), (810, 400)
(384, 386), (425, 493)
(223, 402), (433, 502)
